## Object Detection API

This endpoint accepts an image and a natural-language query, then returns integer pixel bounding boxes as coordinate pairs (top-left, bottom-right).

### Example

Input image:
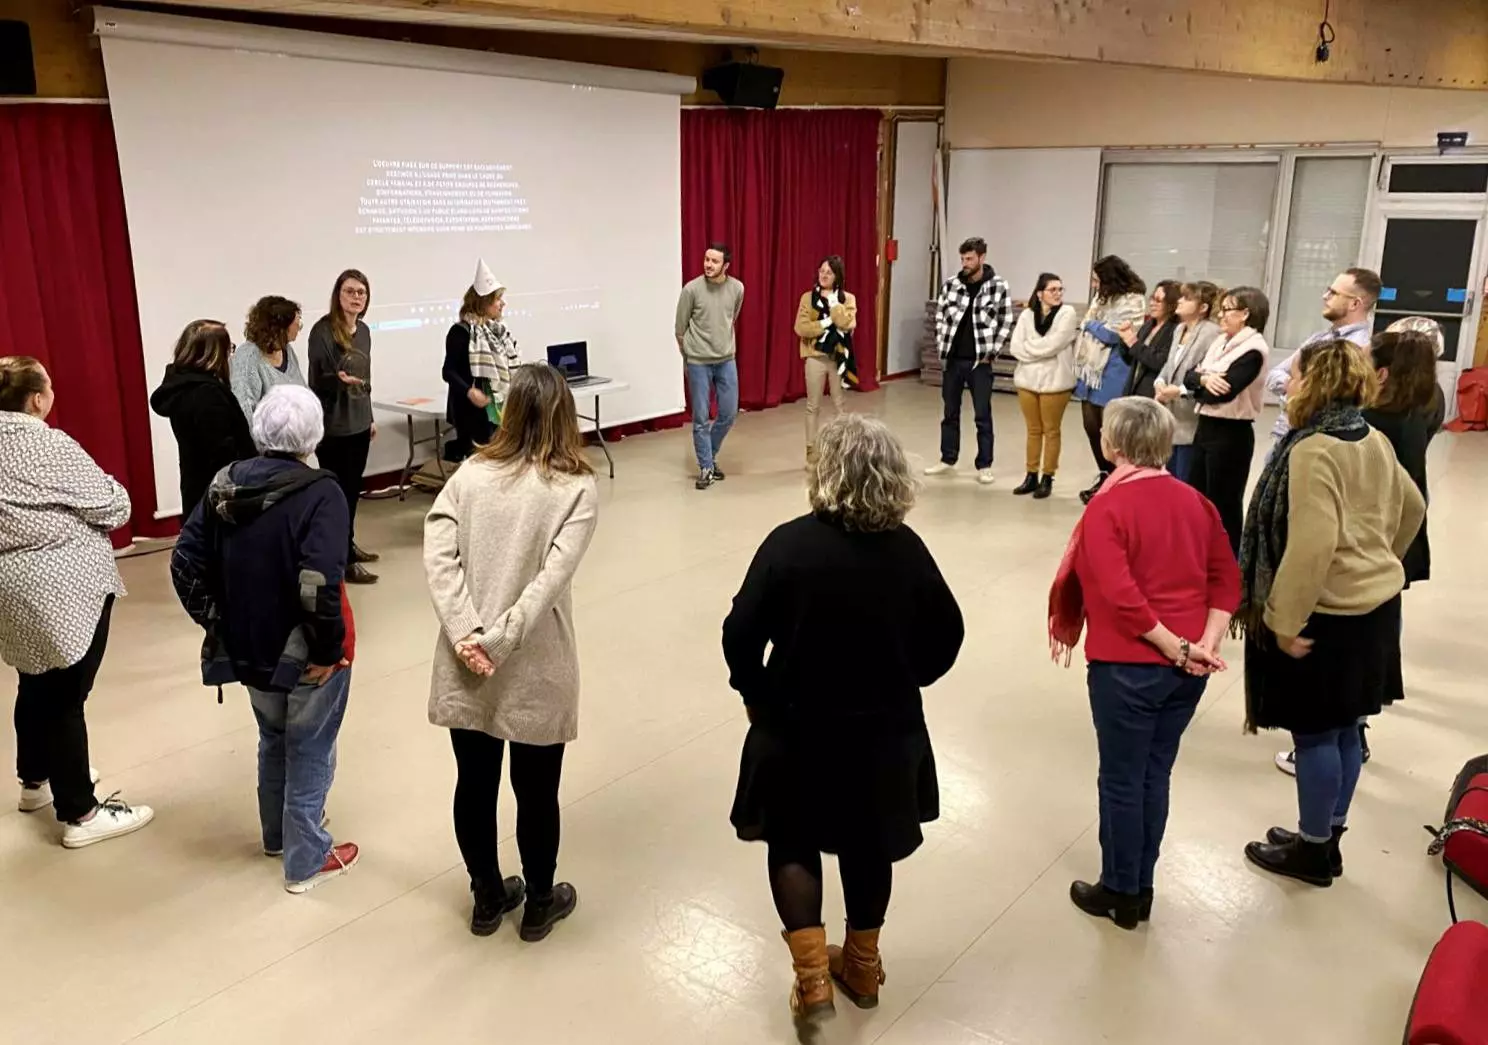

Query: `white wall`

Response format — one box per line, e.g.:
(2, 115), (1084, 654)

(887, 121), (939, 375)
(948, 148), (1101, 304)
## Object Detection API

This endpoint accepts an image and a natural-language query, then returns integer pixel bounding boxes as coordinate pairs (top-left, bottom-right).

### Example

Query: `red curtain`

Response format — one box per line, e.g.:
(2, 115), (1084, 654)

(681, 108), (882, 411)
(0, 104), (168, 544)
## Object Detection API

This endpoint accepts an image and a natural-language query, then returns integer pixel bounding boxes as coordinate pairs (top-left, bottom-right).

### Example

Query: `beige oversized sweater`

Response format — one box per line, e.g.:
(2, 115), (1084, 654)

(1264, 429), (1425, 639)
(424, 458), (599, 745)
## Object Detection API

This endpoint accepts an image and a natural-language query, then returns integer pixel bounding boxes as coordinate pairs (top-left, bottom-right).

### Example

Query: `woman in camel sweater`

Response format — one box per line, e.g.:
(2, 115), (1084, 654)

(424, 363), (599, 944)
(1236, 339), (1424, 890)
(794, 256), (858, 467)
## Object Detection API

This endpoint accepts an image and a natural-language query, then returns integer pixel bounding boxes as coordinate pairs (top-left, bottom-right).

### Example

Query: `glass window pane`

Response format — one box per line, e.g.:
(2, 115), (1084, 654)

(1387, 163), (1488, 194)
(1272, 157), (1372, 362)
(1098, 162), (1277, 291)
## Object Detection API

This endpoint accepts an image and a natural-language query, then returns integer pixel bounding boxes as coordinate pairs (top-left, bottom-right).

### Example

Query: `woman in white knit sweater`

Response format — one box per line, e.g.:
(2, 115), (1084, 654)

(423, 363), (599, 943)
(1009, 273), (1079, 499)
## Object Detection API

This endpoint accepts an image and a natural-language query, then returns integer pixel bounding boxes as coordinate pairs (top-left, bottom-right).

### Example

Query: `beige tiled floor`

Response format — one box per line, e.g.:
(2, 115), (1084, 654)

(4, 380), (1487, 1045)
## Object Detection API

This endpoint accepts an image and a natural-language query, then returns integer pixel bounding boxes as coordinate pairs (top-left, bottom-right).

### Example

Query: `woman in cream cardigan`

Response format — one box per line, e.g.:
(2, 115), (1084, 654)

(793, 256), (858, 467)
(1009, 273), (1079, 499)
(423, 363), (599, 943)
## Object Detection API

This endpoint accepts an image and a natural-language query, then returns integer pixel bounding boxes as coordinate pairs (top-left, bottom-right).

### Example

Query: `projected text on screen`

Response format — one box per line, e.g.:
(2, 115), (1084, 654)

(356, 160), (532, 235)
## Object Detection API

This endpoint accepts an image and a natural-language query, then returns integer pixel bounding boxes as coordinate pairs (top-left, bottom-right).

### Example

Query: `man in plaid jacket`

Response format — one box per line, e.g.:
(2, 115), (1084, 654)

(927, 237), (1012, 484)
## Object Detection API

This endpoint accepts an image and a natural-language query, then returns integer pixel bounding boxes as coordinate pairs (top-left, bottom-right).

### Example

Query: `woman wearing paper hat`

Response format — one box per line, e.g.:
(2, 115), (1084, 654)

(444, 259), (521, 459)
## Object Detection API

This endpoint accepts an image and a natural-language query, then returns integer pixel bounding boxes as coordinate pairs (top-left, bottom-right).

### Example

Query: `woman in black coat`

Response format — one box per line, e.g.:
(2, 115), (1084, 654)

(722, 413), (963, 1025)
(1118, 279), (1181, 399)
(150, 320), (256, 516)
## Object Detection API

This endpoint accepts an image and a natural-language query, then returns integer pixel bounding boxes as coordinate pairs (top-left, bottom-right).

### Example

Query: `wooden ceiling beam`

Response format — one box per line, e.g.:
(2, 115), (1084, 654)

(333, 0), (1488, 89)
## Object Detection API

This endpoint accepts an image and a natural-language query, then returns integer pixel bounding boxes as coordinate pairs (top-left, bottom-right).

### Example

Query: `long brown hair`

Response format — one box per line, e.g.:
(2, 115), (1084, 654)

(460, 286), (502, 322)
(244, 296), (300, 357)
(475, 364), (594, 479)
(0, 356), (48, 413)
(171, 320), (232, 382)
(329, 269), (371, 351)
(1369, 331), (1438, 415)
(1287, 338), (1377, 428)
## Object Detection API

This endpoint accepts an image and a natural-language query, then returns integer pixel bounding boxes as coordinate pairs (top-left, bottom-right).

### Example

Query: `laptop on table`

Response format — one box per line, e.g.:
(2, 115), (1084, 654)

(546, 342), (607, 388)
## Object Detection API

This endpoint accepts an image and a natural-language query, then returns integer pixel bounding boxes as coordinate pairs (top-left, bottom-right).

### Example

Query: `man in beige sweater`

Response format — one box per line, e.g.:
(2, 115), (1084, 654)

(675, 243), (745, 490)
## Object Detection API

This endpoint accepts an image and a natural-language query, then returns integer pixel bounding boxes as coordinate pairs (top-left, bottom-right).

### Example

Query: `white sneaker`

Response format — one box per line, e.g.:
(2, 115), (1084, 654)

(977, 469), (996, 486)
(61, 794), (154, 849)
(1275, 750), (1297, 776)
(18, 767), (102, 813)
(924, 462), (955, 476)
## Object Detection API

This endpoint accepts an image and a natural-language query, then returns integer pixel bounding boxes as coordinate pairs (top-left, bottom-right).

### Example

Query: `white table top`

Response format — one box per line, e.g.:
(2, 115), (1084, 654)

(375, 379), (629, 419)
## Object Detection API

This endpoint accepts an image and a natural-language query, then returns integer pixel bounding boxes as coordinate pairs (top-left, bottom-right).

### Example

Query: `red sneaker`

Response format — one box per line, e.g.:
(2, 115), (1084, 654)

(286, 842), (360, 894)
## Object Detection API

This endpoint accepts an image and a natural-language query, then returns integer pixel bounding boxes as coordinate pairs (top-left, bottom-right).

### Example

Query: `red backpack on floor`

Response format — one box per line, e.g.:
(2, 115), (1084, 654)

(1445, 369), (1488, 433)
(1428, 755), (1488, 918)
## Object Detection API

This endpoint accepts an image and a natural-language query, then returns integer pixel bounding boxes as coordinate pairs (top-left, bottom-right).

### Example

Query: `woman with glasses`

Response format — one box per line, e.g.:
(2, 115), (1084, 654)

(1009, 272), (1078, 499)
(1183, 287), (1271, 555)
(1073, 256), (1148, 504)
(1116, 280), (1181, 399)
(151, 320), (258, 516)
(309, 269), (379, 584)
(1153, 282), (1223, 483)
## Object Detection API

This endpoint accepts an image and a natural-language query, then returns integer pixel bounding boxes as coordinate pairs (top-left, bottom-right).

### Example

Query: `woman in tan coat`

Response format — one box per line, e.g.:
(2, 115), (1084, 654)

(423, 364), (599, 943)
(794, 255), (858, 466)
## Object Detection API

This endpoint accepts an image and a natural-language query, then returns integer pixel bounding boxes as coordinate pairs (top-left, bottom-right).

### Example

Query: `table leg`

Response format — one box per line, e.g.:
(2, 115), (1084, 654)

(433, 420), (449, 480)
(592, 394), (615, 479)
(398, 411), (415, 501)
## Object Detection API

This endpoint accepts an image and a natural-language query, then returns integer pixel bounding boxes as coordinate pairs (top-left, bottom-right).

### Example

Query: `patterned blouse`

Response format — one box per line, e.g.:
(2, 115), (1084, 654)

(0, 412), (130, 674)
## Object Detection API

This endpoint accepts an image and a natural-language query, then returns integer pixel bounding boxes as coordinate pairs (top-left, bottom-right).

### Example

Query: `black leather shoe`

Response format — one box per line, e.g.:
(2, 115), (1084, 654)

(471, 875), (525, 937)
(1033, 475), (1055, 500)
(1265, 825), (1346, 876)
(1245, 835), (1334, 887)
(352, 542), (380, 564)
(345, 562), (379, 585)
(1069, 880), (1142, 930)
(1012, 472), (1039, 495)
(520, 882), (578, 942)
(1078, 472), (1109, 505)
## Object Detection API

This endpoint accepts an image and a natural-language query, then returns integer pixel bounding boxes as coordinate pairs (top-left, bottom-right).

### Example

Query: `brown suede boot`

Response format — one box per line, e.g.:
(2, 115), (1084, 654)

(782, 927), (834, 1020)
(827, 924), (886, 1009)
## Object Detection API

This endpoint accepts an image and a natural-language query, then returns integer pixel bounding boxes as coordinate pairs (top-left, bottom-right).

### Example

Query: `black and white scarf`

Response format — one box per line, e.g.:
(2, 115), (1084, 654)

(1234, 401), (1370, 639)
(812, 287), (858, 387)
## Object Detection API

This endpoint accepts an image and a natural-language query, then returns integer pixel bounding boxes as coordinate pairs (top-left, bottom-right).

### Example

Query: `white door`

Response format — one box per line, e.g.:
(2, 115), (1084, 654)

(886, 121), (939, 377)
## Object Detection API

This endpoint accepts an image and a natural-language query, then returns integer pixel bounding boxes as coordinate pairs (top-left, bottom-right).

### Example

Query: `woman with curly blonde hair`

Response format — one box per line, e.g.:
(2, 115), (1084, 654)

(722, 413), (963, 1024)
(1237, 339), (1424, 888)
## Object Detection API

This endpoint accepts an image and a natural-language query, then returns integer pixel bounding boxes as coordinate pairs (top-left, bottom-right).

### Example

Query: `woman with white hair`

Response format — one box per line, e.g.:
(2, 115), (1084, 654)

(1049, 396), (1238, 929)
(443, 259), (521, 459)
(172, 384), (360, 894)
(2, 355), (153, 848)
(723, 413), (964, 1023)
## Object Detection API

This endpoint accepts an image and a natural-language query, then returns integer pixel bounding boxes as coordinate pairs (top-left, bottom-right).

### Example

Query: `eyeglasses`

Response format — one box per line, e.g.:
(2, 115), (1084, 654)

(1324, 287), (1358, 301)
(343, 287), (368, 299)
(1218, 305), (1248, 315)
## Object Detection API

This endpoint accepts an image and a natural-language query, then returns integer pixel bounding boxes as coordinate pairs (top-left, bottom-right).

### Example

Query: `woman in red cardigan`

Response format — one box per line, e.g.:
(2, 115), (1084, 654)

(1049, 396), (1240, 929)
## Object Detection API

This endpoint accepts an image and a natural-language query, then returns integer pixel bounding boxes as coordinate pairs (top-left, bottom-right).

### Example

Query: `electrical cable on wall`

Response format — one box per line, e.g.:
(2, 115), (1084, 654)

(1315, 0), (1336, 63)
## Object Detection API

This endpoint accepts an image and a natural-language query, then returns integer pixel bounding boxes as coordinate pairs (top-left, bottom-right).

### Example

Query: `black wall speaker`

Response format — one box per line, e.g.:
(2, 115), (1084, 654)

(0, 21), (38, 96)
(701, 62), (784, 109)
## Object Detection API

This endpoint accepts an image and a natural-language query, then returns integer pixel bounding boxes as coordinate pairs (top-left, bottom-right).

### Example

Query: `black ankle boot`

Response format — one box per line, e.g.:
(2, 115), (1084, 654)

(1359, 723), (1371, 764)
(1265, 825), (1346, 876)
(1013, 472), (1039, 495)
(471, 875), (526, 936)
(1069, 880), (1142, 930)
(1245, 834), (1335, 887)
(1078, 472), (1109, 505)
(519, 882), (578, 942)
(1139, 887), (1154, 922)
(1033, 475), (1054, 500)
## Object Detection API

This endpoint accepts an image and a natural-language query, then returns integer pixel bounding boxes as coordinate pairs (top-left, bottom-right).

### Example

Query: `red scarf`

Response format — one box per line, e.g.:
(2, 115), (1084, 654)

(1048, 464), (1166, 665)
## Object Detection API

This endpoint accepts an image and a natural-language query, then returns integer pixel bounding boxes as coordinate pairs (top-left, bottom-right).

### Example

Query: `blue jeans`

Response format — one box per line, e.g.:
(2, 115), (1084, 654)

(1088, 662), (1207, 894)
(1167, 444), (1194, 484)
(685, 360), (739, 473)
(1292, 726), (1363, 842)
(249, 668), (352, 883)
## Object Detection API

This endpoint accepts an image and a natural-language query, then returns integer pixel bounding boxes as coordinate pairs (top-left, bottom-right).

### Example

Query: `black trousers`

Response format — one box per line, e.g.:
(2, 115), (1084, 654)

(767, 843), (894, 933)
(316, 429), (372, 554)
(450, 729), (565, 897)
(1082, 401), (1112, 474)
(1190, 416), (1254, 557)
(940, 359), (994, 469)
(14, 596), (113, 822)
